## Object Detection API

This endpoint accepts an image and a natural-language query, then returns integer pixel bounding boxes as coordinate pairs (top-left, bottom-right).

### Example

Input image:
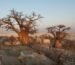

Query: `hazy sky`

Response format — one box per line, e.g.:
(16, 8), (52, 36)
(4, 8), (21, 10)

(0, 0), (75, 33)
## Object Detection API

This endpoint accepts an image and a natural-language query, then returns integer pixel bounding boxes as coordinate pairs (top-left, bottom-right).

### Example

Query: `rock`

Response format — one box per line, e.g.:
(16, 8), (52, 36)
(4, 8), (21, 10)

(60, 51), (75, 65)
(0, 56), (21, 65)
(18, 51), (56, 65)
(0, 50), (6, 56)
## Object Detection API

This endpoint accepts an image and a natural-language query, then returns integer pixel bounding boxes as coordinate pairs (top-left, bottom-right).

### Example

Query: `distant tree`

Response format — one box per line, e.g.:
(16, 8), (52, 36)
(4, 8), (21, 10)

(0, 10), (42, 45)
(47, 25), (70, 48)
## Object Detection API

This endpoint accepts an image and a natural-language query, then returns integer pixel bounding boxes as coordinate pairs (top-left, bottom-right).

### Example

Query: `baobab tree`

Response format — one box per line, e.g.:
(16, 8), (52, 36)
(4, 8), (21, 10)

(0, 10), (42, 45)
(47, 25), (70, 48)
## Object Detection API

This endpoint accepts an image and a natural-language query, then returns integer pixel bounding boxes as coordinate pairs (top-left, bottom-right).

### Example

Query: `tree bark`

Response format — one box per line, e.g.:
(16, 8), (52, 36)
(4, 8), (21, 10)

(18, 30), (30, 45)
(55, 39), (62, 48)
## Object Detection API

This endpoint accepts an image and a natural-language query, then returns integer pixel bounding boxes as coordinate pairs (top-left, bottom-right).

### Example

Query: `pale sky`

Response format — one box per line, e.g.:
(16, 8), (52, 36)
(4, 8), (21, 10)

(0, 0), (75, 33)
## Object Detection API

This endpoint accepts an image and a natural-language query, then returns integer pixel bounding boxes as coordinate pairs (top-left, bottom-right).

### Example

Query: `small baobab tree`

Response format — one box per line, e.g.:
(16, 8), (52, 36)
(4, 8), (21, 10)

(47, 25), (70, 48)
(0, 10), (42, 45)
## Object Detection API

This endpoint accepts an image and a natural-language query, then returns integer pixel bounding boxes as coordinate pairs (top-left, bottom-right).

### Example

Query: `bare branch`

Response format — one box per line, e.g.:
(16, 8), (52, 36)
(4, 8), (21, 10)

(47, 24), (71, 40)
(1, 18), (18, 33)
(9, 9), (23, 28)
(0, 10), (42, 35)
(47, 26), (56, 37)
(62, 27), (71, 32)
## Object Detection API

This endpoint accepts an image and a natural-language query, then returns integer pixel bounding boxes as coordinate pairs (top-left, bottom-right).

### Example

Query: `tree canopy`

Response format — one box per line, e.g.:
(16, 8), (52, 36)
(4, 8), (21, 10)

(0, 10), (42, 34)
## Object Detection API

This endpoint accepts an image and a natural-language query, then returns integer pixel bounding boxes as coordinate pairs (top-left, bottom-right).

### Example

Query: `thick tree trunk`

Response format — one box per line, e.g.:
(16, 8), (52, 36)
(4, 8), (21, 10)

(18, 30), (30, 45)
(55, 39), (62, 48)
